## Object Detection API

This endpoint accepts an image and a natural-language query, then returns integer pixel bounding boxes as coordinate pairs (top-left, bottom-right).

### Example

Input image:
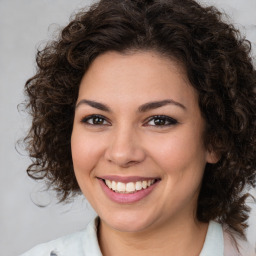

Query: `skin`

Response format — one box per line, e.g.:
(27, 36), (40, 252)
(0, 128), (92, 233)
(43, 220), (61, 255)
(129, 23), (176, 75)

(71, 51), (218, 256)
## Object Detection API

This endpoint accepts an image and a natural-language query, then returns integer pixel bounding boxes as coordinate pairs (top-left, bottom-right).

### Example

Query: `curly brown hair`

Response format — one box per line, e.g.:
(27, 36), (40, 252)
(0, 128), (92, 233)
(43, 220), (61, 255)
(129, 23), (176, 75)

(24, 0), (256, 238)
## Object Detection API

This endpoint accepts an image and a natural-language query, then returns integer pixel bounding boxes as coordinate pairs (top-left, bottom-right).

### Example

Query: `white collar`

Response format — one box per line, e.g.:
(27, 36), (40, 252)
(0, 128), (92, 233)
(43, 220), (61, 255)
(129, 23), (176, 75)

(81, 217), (102, 256)
(200, 220), (224, 256)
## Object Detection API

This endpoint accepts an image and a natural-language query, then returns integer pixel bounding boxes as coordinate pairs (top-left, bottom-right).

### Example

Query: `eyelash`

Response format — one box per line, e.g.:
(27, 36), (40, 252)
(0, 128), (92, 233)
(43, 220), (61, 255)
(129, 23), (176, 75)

(145, 115), (178, 127)
(81, 114), (178, 127)
(81, 114), (110, 126)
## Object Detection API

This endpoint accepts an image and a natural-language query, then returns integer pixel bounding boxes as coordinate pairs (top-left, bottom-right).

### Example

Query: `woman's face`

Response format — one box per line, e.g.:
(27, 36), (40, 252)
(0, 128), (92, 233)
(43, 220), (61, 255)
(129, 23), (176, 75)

(71, 51), (216, 233)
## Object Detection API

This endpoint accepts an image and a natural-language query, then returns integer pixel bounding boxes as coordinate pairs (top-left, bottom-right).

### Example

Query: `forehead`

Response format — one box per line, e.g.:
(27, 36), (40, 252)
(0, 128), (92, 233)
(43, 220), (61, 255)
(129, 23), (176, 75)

(78, 51), (198, 109)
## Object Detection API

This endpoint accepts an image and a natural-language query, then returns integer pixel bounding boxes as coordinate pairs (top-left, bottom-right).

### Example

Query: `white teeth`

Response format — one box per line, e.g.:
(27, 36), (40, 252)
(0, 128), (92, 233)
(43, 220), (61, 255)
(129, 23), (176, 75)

(116, 182), (126, 192)
(135, 181), (142, 191)
(112, 181), (116, 190)
(106, 180), (112, 189)
(142, 181), (147, 189)
(126, 182), (135, 192)
(104, 179), (156, 193)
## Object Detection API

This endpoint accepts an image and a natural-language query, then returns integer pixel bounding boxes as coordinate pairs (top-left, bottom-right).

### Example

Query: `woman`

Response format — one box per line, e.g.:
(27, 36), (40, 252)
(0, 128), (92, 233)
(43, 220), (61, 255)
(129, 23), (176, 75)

(21, 0), (256, 255)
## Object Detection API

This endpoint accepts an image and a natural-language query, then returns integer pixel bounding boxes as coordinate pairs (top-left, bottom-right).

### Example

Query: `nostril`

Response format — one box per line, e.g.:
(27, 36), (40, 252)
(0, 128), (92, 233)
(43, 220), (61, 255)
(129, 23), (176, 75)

(50, 251), (58, 256)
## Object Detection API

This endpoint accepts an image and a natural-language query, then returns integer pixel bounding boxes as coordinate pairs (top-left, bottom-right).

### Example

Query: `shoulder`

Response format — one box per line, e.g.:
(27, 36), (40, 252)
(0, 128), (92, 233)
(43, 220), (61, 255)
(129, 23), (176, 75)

(19, 217), (102, 256)
(223, 226), (256, 256)
(19, 230), (85, 256)
(200, 221), (255, 256)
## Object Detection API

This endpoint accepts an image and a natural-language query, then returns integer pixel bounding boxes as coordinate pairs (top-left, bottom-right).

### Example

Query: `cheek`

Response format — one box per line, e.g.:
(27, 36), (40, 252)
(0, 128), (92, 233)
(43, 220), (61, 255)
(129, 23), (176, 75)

(71, 131), (107, 204)
(149, 132), (207, 209)
(146, 128), (206, 176)
(71, 131), (104, 177)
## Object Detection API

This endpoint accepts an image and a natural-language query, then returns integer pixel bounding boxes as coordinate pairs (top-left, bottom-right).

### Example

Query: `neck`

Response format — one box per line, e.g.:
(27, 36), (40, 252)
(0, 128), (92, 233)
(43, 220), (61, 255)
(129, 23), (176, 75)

(98, 215), (208, 256)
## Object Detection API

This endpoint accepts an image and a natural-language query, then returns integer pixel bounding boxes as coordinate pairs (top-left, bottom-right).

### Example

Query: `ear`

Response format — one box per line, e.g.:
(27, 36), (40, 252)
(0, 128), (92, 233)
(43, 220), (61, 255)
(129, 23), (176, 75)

(206, 150), (220, 164)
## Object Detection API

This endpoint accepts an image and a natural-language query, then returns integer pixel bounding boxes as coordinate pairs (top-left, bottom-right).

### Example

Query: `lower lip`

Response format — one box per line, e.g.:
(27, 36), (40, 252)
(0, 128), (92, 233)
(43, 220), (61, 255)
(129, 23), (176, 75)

(99, 179), (159, 204)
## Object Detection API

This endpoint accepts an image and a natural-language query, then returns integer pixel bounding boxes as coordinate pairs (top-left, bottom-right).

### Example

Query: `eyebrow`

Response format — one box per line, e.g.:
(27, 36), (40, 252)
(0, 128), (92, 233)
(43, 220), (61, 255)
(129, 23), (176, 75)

(76, 99), (111, 112)
(75, 99), (186, 112)
(138, 99), (186, 112)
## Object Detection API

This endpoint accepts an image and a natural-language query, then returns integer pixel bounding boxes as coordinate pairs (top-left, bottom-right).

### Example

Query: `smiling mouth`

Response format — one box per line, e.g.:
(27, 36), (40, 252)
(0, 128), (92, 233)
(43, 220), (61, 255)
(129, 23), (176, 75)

(100, 178), (160, 194)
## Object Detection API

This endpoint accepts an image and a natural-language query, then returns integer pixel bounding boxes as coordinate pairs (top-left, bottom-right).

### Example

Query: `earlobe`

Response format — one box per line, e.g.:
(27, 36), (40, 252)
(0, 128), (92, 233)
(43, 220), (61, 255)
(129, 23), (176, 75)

(206, 150), (220, 164)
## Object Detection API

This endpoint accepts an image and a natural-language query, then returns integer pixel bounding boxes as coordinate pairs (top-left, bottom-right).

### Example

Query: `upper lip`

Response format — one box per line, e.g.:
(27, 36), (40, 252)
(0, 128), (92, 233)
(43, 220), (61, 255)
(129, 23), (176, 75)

(97, 175), (161, 183)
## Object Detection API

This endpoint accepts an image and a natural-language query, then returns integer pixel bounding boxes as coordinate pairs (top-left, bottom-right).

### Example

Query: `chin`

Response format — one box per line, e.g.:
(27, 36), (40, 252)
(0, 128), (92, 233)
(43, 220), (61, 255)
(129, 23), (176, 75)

(101, 210), (159, 233)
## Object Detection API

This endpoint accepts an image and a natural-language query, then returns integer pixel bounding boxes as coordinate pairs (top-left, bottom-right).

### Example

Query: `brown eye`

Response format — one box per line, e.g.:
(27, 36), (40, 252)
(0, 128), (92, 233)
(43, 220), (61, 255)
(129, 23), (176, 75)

(81, 115), (110, 126)
(92, 116), (104, 124)
(154, 118), (166, 126)
(146, 115), (178, 127)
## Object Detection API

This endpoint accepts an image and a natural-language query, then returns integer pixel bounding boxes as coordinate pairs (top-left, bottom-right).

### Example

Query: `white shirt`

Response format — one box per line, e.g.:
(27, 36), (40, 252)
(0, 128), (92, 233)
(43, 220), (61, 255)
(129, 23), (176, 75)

(20, 217), (255, 256)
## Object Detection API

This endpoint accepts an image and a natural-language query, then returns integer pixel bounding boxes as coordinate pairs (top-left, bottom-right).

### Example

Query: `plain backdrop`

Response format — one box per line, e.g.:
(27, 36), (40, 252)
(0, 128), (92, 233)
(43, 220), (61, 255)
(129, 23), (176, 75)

(0, 0), (255, 255)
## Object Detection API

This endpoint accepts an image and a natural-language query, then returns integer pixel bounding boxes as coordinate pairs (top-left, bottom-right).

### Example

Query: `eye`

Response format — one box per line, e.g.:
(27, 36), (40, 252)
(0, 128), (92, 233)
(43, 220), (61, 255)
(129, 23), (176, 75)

(145, 115), (178, 127)
(81, 114), (110, 126)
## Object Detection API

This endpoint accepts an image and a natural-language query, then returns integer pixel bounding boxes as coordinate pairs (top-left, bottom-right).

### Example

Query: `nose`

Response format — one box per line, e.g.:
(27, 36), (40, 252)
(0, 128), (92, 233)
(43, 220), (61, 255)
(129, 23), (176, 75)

(104, 126), (146, 168)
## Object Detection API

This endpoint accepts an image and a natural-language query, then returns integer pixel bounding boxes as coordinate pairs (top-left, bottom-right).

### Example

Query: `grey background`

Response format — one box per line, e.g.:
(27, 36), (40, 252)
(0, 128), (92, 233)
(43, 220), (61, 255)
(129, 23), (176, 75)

(0, 0), (255, 255)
